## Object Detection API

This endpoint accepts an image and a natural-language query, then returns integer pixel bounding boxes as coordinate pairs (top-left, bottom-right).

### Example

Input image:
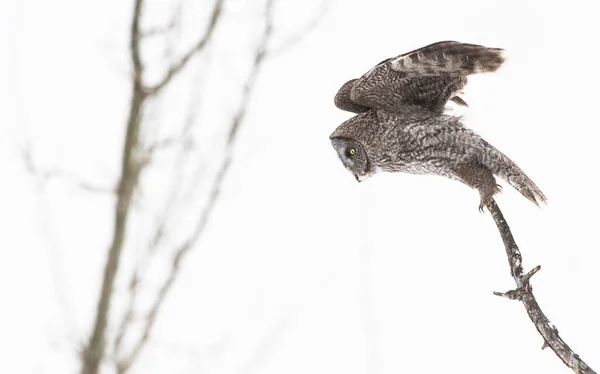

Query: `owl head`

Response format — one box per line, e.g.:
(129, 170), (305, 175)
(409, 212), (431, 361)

(330, 111), (381, 182)
(330, 138), (372, 182)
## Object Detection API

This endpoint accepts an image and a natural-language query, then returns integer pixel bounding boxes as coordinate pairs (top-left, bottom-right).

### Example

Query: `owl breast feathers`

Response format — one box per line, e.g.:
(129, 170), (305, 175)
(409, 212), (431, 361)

(330, 41), (546, 209)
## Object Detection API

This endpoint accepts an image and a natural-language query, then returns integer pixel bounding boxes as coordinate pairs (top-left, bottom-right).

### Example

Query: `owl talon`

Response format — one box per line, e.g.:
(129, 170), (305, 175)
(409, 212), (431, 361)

(479, 198), (493, 213)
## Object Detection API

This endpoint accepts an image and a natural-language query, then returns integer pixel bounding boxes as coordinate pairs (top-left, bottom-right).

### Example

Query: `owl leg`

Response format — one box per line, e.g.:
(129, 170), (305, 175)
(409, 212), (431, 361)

(454, 163), (499, 212)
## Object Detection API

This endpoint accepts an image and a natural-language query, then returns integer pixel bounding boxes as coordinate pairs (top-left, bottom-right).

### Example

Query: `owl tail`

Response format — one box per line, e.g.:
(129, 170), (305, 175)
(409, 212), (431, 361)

(483, 142), (547, 206)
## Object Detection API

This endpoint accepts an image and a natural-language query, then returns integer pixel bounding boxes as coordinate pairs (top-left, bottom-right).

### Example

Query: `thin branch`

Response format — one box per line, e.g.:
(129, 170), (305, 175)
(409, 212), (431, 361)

(22, 145), (113, 193)
(112, 71), (206, 362)
(147, 0), (225, 94)
(111, 220), (169, 365)
(131, 0), (144, 82)
(32, 168), (112, 193)
(117, 156), (230, 374)
(486, 199), (595, 374)
(145, 135), (194, 155)
(112, 268), (140, 356)
(116, 1), (276, 371)
(140, 1), (182, 38)
(81, 0), (147, 372)
(141, 25), (175, 38)
(111, 197), (171, 362)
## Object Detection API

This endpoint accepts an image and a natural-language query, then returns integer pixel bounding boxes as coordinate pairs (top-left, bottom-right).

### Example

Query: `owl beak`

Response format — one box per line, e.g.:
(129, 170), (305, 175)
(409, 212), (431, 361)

(354, 173), (365, 182)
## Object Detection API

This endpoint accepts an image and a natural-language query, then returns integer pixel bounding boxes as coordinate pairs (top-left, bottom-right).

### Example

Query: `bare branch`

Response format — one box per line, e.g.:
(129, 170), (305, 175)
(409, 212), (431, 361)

(141, 22), (176, 38)
(131, 0), (144, 82)
(81, 0), (148, 372)
(111, 204), (172, 363)
(112, 268), (140, 356)
(111, 78), (204, 362)
(32, 168), (112, 193)
(140, 1), (182, 38)
(146, 135), (194, 155)
(116, 1), (277, 370)
(486, 199), (595, 374)
(21, 144), (113, 193)
(117, 155), (230, 373)
(147, 0), (225, 94)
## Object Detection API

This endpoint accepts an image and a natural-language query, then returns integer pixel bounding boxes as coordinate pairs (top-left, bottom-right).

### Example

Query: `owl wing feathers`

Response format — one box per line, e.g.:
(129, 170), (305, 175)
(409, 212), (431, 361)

(334, 79), (370, 113)
(334, 41), (505, 113)
(387, 41), (505, 76)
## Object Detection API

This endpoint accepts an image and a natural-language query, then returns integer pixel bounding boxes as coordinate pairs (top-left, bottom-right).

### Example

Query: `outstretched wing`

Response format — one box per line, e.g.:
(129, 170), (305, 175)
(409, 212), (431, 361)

(334, 41), (505, 113)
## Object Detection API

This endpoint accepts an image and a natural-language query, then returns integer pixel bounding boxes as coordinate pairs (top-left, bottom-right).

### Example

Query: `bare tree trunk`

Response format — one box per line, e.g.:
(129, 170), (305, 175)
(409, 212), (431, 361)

(81, 2), (146, 372)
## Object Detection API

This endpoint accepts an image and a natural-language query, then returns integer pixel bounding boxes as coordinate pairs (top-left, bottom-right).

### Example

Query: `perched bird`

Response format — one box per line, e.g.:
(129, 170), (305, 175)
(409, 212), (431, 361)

(330, 41), (546, 210)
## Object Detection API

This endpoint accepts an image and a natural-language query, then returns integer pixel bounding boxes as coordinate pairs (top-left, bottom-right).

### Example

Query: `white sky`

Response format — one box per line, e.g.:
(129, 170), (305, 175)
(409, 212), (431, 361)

(1, 0), (599, 373)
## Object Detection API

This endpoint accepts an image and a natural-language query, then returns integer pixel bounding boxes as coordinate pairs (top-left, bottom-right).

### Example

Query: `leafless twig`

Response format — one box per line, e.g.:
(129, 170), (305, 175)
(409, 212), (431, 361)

(146, 0), (224, 95)
(112, 1), (276, 372)
(110, 68), (207, 365)
(487, 199), (595, 374)
(140, 1), (182, 38)
(22, 144), (113, 193)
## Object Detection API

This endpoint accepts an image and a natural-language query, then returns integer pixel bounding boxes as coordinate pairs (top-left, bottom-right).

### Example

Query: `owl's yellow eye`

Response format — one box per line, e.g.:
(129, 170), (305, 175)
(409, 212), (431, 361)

(348, 148), (356, 156)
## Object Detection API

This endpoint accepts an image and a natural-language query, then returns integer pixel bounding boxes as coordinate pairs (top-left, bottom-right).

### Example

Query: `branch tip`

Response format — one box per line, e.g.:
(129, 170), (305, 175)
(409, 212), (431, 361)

(493, 289), (524, 301)
(522, 265), (541, 285)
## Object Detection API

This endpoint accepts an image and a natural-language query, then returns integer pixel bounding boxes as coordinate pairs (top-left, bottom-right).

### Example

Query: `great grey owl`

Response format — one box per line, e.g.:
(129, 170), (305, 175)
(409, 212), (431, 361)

(330, 41), (546, 210)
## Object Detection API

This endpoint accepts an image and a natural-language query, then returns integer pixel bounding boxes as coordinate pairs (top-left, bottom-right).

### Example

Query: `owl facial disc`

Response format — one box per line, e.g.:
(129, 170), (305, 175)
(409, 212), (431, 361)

(330, 138), (370, 182)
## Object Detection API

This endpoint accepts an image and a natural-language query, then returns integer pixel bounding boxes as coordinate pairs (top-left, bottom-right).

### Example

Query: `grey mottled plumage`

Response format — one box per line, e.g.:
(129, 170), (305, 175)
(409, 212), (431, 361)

(330, 41), (546, 209)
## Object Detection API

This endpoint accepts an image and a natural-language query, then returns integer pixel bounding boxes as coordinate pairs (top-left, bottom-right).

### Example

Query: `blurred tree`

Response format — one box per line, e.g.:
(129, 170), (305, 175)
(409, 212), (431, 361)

(24, 0), (326, 373)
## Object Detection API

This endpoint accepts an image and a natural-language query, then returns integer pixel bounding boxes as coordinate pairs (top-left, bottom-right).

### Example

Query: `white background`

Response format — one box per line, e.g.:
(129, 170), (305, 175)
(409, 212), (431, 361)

(1, 0), (599, 373)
